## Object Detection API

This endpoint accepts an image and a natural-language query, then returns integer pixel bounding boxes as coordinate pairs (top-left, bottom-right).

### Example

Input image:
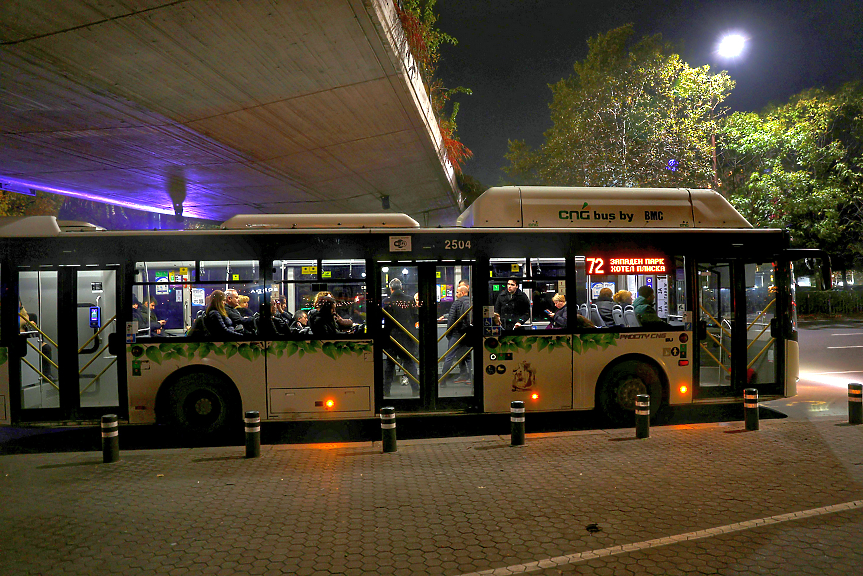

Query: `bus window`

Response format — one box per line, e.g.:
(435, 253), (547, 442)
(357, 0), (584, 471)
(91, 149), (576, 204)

(199, 260), (259, 282)
(530, 258), (566, 326)
(488, 258), (528, 331)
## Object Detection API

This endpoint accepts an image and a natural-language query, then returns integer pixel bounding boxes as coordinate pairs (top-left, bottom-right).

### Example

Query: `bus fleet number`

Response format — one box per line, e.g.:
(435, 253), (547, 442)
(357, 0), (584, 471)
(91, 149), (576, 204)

(445, 239), (471, 250)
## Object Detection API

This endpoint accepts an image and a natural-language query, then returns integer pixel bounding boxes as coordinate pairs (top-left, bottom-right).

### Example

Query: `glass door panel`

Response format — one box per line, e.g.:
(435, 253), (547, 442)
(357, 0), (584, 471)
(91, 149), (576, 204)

(436, 265), (473, 398)
(76, 270), (119, 408)
(381, 266), (420, 400)
(697, 263), (733, 390)
(744, 263), (779, 388)
(19, 271), (59, 409)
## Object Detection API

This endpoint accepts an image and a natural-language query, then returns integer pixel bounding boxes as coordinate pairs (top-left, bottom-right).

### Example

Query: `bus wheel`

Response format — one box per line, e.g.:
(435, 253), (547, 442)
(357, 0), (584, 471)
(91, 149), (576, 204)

(598, 360), (662, 425)
(167, 372), (235, 436)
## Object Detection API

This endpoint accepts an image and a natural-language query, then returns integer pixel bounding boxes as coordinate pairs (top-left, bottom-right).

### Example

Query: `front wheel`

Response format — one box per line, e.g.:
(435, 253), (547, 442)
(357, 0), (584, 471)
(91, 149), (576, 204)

(598, 360), (663, 425)
(166, 372), (237, 436)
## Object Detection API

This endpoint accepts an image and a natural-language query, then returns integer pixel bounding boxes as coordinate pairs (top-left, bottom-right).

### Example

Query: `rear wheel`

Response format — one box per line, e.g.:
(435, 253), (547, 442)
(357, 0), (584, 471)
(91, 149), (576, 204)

(166, 372), (236, 436)
(598, 360), (663, 425)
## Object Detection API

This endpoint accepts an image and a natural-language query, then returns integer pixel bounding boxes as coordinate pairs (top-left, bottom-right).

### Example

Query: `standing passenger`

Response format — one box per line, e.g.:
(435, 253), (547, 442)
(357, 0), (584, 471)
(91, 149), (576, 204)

(441, 283), (472, 384)
(494, 278), (530, 330)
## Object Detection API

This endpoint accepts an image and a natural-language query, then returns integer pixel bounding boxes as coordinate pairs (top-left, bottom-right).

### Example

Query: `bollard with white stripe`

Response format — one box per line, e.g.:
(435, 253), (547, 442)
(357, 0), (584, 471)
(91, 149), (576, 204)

(635, 394), (650, 439)
(510, 401), (525, 446)
(744, 388), (759, 431)
(849, 383), (862, 425)
(101, 414), (119, 463)
(380, 407), (397, 453)
(244, 410), (260, 458)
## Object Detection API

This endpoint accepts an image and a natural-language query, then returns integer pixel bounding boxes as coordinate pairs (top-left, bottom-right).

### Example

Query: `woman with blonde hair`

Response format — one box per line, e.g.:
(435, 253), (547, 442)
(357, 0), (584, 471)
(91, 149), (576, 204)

(203, 290), (242, 338)
(613, 290), (633, 307)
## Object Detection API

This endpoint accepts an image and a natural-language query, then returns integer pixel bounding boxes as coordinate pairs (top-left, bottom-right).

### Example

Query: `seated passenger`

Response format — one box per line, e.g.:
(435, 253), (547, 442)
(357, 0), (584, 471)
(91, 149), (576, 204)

(545, 293), (568, 328)
(595, 287), (616, 324)
(225, 289), (255, 335)
(203, 290), (243, 338)
(237, 295), (254, 318)
(144, 298), (166, 336)
(613, 289), (633, 307)
(633, 286), (671, 329)
(270, 301), (289, 335)
(309, 295), (352, 337)
(290, 310), (309, 333)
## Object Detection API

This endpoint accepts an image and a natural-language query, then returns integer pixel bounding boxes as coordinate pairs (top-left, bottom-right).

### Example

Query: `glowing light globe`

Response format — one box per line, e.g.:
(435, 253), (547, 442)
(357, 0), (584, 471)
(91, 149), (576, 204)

(718, 34), (746, 58)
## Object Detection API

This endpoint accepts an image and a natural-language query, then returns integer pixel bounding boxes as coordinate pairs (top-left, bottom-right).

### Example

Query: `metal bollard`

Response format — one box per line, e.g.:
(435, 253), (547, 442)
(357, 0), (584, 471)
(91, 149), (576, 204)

(635, 394), (650, 439)
(510, 401), (525, 446)
(849, 383), (862, 425)
(101, 414), (119, 463)
(744, 388), (759, 431)
(380, 407), (397, 453)
(244, 410), (260, 458)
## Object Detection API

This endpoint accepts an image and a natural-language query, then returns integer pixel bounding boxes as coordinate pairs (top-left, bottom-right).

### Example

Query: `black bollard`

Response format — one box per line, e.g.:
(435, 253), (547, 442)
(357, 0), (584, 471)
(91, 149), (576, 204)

(635, 394), (650, 439)
(101, 414), (119, 463)
(744, 388), (759, 431)
(380, 407), (397, 453)
(510, 401), (525, 446)
(849, 383), (862, 425)
(244, 410), (260, 458)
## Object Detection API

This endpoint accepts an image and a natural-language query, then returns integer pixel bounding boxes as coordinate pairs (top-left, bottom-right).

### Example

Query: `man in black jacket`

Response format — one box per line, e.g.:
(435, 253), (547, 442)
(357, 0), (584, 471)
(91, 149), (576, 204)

(441, 283), (472, 384)
(494, 278), (530, 330)
(382, 278), (418, 397)
(225, 289), (255, 335)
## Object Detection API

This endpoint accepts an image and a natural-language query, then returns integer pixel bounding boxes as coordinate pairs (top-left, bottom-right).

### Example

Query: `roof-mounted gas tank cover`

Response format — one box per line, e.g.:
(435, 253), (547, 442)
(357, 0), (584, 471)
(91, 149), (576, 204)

(221, 213), (420, 230)
(0, 216), (62, 237)
(456, 186), (752, 229)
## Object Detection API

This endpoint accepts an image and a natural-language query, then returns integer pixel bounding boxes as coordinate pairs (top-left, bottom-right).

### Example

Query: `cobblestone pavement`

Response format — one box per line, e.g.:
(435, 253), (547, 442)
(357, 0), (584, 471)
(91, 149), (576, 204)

(2, 417), (862, 576)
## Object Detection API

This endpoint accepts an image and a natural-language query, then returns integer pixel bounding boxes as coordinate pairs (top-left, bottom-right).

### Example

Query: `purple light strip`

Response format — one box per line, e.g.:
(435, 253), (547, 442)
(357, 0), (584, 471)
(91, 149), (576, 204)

(0, 178), (209, 220)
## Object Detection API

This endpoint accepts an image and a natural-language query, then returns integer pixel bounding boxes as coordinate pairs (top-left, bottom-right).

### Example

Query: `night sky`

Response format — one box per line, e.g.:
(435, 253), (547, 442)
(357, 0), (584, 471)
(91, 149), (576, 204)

(434, 0), (863, 188)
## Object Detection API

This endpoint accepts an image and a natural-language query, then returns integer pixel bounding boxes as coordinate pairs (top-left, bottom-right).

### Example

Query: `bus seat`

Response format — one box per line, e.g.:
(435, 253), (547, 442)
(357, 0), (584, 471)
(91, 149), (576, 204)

(589, 304), (606, 327)
(612, 306), (625, 326)
(580, 304), (588, 318)
(624, 309), (640, 327)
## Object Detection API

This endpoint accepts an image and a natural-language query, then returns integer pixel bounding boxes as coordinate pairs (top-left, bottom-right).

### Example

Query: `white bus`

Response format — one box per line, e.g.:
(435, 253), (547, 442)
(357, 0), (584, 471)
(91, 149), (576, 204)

(0, 187), (829, 434)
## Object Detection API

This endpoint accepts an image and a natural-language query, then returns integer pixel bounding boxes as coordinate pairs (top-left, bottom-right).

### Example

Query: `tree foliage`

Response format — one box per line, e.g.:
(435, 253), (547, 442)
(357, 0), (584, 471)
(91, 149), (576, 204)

(719, 83), (863, 274)
(504, 25), (734, 187)
(396, 0), (472, 172)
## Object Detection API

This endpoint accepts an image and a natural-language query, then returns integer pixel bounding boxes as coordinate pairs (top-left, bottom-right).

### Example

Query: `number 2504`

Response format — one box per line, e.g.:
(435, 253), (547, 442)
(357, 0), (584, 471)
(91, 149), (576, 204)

(445, 239), (471, 250)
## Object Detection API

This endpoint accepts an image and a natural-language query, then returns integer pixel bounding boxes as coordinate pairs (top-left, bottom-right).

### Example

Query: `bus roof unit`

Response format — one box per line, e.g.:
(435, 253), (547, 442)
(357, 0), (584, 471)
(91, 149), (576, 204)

(456, 186), (752, 229)
(0, 216), (62, 237)
(221, 213), (421, 230)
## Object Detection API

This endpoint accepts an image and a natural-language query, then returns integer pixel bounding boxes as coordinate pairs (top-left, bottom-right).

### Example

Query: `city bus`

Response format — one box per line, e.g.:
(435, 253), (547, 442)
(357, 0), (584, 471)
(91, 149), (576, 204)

(0, 187), (830, 434)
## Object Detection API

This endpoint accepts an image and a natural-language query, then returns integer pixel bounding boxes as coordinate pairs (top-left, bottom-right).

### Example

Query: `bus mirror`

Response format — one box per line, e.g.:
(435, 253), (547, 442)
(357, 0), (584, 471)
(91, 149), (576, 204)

(820, 256), (832, 291)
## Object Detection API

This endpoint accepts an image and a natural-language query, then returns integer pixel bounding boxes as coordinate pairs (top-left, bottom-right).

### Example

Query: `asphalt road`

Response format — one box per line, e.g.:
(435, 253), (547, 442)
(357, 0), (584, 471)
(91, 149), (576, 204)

(764, 319), (863, 420)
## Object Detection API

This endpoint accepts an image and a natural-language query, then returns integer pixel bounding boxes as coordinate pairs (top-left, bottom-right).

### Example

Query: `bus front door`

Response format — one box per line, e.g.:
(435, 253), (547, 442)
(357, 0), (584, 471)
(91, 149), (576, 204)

(376, 263), (476, 412)
(16, 268), (122, 422)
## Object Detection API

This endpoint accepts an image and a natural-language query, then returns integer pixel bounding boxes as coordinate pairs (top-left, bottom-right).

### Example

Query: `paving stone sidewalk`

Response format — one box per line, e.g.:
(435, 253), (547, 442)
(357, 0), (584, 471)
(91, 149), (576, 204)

(1, 417), (862, 576)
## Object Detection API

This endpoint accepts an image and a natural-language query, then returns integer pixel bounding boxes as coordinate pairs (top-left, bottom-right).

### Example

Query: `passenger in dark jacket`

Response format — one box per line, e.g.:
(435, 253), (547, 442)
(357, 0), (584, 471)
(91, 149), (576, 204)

(309, 295), (351, 337)
(225, 289), (255, 335)
(595, 287), (615, 324)
(547, 293), (568, 328)
(203, 290), (243, 338)
(441, 284), (472, 383)
(494, 278), (530, 330)
(632, 286), (670, 329)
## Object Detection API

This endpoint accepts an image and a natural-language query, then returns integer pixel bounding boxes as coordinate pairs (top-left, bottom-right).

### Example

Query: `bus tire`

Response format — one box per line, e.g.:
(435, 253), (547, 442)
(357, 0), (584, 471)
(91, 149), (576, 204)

(598, 359), (663, 425)
(166, 371), (236, 436)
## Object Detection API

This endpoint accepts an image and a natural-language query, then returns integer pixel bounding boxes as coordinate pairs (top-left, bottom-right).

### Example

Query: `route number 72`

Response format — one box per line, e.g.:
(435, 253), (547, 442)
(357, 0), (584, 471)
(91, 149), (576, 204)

(586, 257), (605, 275)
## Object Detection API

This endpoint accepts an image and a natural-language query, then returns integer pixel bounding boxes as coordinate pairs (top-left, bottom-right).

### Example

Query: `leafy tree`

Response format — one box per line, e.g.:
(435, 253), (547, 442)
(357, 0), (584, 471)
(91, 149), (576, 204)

(719, 83), (863, 283)
(396, 0), (472, 172)
(504, 25), (734, 188)
(456, 173), (484, 208)
(0, 190), (64, 217)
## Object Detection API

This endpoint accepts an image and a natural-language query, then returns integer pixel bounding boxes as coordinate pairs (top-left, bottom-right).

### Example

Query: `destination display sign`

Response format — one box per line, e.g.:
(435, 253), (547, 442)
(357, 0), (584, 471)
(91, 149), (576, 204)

(586, 256), (668, 275)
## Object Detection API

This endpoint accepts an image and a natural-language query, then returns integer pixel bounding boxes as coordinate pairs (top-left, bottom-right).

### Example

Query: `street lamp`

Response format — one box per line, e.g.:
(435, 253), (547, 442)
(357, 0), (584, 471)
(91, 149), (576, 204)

(717, 34), (746, 58)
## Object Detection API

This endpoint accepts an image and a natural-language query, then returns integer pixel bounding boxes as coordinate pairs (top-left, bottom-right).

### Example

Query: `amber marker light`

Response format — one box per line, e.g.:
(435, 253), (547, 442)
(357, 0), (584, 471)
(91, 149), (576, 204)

(325, 399), (335, 409)
(679, 385), (689, 395)
(531, 393), (539, 400)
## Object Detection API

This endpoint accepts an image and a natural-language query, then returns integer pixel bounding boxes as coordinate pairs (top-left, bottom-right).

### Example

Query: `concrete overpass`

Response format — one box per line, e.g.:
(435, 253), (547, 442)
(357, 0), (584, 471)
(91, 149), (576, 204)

(0, 0), (461, 225)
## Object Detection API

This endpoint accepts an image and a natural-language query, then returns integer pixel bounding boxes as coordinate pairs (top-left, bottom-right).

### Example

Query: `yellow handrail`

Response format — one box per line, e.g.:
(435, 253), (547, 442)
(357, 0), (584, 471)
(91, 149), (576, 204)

(700, 343), (731, 375)
(438, 333), (467, 363)
(381, 308), (419, 344)
(18, 313), (58, 348)
(747, 322), (772, 351)
(438, 305), (473, 343)
(747, 298), (776, 331)
(388, 336), (419, 366)
(26, 340), (59, 370)
(705, 330), (732, 360)
(438, 348), (473, 383)
(698, 306), (731, 339)
(78, 314), (117, 354)
(21, 358), (59, 390)
(80, 357), (117, 395)
(78, 342), (111, 376)
(382, 350), (420, 385)
(747, 338), (776, 370)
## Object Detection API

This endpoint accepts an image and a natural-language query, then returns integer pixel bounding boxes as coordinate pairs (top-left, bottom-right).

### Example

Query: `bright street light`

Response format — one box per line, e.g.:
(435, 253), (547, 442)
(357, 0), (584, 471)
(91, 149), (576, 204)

(717, 34), (746, 58)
